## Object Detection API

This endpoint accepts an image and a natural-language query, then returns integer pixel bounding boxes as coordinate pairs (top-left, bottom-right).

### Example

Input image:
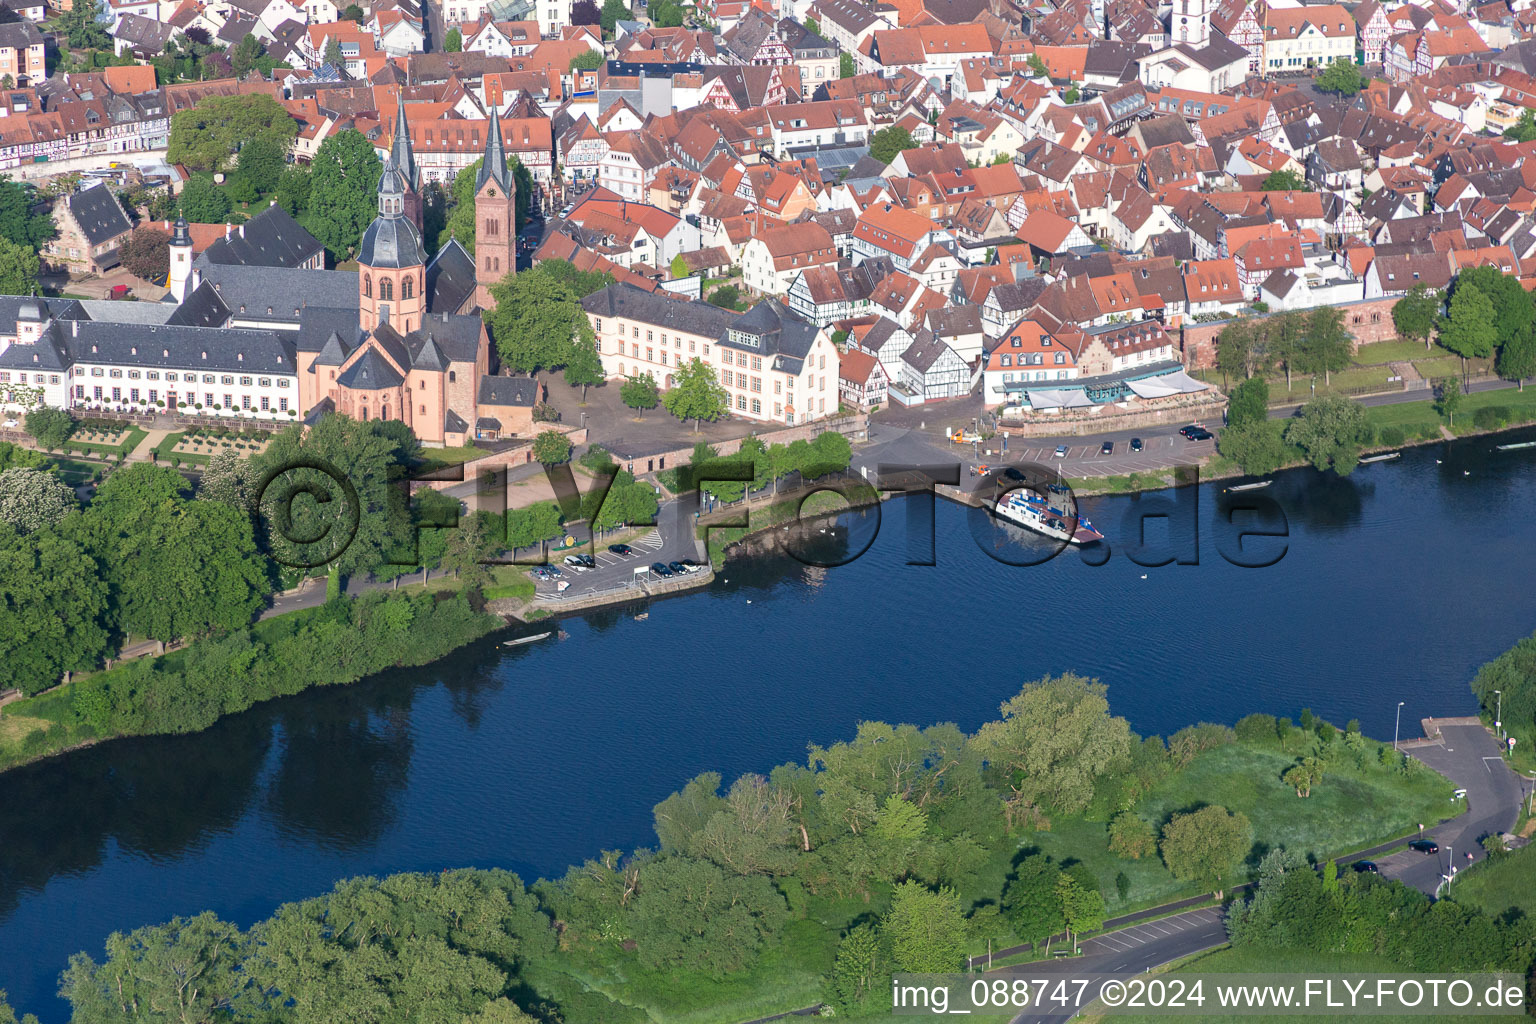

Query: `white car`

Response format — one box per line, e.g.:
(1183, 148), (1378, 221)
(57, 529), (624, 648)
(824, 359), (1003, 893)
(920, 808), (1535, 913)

(2, 419), (16, 428)
(1054, 445), (1068, 458)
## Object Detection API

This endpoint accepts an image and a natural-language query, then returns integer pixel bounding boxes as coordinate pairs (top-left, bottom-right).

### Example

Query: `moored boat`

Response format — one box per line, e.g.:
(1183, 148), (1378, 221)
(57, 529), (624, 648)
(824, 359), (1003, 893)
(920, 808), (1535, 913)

(991, 490), (1103, 545)
(1226, 480), (1272, 492)
(1496, 441), (1536, 451)
(1359, 452), (1401, 463)
(502, 632), (554, 647)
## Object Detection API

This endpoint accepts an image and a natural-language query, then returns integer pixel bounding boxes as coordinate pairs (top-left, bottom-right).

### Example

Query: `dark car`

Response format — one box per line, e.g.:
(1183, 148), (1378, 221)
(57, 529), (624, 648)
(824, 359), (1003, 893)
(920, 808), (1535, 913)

(1352, 860), (1379, 874)
(1002, 467), (1025, 482)
(1409, 839), (1439, 855)
(608, 543), (634, 556)
(668, 561), (689, 575)
(650, 561), (674, 578)
(1100, 441), (1114, 455)
(1186, 428), (1215, 442)
(1178, 425), (1201, 438)
(1130, 437), (1143, 452)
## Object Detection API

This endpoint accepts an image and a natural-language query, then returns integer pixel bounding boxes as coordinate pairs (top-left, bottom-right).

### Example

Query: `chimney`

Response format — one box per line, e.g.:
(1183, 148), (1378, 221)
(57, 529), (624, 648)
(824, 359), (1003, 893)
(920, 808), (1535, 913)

(239, 222), (245, 238)
(225, 223), (232, 239)
(72, 320), (78, 337)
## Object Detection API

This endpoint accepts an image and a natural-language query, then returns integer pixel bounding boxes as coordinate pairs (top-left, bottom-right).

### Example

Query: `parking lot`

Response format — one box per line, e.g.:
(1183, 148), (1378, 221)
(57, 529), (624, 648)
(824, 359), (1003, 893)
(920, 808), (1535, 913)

(1004, 431), (1216, 478)
(528, 509), (706, 601)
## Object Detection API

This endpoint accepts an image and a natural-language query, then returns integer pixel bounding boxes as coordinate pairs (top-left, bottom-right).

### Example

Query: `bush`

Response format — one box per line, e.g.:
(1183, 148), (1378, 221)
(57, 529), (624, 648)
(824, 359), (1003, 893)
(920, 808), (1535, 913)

(1234, 713), (1279, 742)
(1169, 722), (1237, 767)
(1473, 405), (1511, 430)
(1377, 426), (1405, 446)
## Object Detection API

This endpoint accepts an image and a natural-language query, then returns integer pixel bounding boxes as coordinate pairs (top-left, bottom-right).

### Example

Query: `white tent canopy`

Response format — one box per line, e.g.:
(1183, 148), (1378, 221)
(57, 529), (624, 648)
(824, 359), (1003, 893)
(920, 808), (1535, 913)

(1125, 371), (1209, 399)
(1026, 389), (1095, 410)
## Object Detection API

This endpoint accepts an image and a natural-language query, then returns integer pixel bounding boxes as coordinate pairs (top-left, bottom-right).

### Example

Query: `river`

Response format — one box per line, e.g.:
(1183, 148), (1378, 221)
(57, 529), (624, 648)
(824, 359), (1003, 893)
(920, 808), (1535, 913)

(3, 431), (1535, 1019)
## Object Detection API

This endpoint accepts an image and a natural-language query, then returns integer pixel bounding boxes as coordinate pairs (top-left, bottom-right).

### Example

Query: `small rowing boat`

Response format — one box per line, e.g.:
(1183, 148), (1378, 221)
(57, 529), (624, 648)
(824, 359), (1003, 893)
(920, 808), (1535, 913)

(1496, 440), (1536, 451)
(502, 632), (553, 647)
(1226, 480), (1271, 492)
(1359, 452), (1401, 463)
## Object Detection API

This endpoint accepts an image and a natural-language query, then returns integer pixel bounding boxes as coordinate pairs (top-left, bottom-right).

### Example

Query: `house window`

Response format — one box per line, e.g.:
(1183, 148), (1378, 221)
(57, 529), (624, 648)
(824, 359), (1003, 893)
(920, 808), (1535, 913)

(130, 388), (139, 402)
(364, 274), (372, 297)
(402, 277), (413, 300)
(380, 278), (393, 301)
(736, 394), (746, 410)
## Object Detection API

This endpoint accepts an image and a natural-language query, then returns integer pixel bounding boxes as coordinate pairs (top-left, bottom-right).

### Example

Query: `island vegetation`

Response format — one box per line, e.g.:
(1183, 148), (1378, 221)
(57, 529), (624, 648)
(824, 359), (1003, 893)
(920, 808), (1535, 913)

(13, 674), (1478, 1024)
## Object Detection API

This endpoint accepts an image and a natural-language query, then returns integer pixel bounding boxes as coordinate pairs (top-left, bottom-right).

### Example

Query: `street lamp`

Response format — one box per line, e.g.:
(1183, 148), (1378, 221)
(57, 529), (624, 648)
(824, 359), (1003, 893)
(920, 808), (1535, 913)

(1494, 690), (1503, 741)
(1394, 701), (1405, 750)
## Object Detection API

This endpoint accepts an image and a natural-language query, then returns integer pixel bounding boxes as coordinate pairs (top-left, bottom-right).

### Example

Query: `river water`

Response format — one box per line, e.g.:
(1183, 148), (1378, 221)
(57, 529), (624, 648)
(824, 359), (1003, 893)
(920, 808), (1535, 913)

(4, 431), (1536, 1019)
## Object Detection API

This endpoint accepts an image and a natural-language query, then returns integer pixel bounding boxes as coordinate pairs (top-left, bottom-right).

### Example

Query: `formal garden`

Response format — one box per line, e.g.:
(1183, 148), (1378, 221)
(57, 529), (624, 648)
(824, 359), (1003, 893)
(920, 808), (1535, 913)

(156, 427), (273, 466)
(62, 418), (147, 459)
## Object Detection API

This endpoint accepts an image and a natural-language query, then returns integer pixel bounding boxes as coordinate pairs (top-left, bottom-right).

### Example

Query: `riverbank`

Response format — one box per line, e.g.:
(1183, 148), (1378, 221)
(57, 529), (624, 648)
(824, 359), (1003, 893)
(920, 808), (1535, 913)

(0, 588), (502, 775)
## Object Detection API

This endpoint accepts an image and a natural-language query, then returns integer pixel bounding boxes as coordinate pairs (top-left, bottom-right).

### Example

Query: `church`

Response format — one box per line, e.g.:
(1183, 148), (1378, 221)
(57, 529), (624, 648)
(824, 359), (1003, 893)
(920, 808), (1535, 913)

(298, 92), (525, 446)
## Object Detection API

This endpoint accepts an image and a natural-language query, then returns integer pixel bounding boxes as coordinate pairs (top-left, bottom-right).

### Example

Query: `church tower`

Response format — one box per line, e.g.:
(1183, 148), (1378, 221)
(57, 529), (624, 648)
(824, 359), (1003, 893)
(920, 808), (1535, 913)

(167, 214), (193, 302)
(473, 111), (517, 311)
(389, 89), (423, 231)
(1172, 0), (1210, 47)
(357, 155), (427, 334)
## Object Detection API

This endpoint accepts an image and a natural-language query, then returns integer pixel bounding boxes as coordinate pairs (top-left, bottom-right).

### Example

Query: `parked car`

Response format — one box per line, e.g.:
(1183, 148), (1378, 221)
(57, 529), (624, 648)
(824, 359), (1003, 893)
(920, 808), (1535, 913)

(563, 554), (594, 572)
(1352, 860), (1379, 873)
(1186, 428), (1215, 442)
(1129, 437), (1143, 452)
(679, 558), (703, 571)
(608, 543), (634, 556)
(1002, 467), (1025, 482)
(1409, 839), (1439, 855)
(1178, 425), (1201, 438)
(1100, 441), (1114, 455)
(650, 561), (674, 578)
(667, 561), (689, 575)
(1054, 445), (1068, 458)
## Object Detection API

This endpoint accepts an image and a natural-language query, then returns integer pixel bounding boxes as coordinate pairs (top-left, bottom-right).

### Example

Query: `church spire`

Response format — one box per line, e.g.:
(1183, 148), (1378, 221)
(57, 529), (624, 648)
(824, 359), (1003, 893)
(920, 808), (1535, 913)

(476, 109), (513, 194)
(390, 88), (416, 188)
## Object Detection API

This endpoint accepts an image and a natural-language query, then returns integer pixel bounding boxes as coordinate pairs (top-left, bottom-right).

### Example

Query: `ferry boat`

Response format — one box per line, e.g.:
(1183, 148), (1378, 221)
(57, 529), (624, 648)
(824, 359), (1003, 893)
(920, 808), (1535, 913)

(992, 490), (1104, 545)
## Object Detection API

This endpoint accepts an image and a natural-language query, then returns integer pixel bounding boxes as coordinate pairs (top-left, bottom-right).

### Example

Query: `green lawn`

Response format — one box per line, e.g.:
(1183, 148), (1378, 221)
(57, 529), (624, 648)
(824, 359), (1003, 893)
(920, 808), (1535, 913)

(1353, 340), (1444, 365)
(66, 425), (146, 456)
(1412, 356), (1471, 380)
(1137, 742), (1455, 866)
(1446, 842), (1536, 922)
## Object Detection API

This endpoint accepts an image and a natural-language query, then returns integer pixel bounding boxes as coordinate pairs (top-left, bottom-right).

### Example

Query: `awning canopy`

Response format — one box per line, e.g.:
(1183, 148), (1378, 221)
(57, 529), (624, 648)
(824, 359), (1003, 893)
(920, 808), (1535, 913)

(1026, 389), (1095, 410)
(1125, 370), (1209, 399)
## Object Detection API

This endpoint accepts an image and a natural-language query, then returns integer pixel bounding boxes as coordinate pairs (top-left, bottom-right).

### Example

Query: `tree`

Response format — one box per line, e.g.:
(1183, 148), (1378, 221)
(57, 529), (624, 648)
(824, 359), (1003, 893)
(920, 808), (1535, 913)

(274, 166), (312, 217)
(1282, 756), (1326, 798)
(1392, 283), (1439, 350)
(1107, 812), (1156, 860)
(1300, 305), (1351, 386)
(1003, 854), (1064, 950)
(564, 333), (605, 400)
(1056, 873), (1105, 948)
(869, 125), (918, 165)
(620, 372), (659, 418)
(178, 174), (232, 224)
(485, 264), (592, 372)
(0, 523), (112, 693)
(1439, 282), (1498, 375)
(0, 468), (76, 532)
(1216, 315), (1263, 381)
(971, 674), (1133, 818)
(56, 0), (109, 49)
(651, 0), (684, 26)
(230, 33), (266, 77)
(1261, 169), (1309, 192)
(0, 990), (38, 1024)
(663, 357), (730, 431)
(24, 407), (74, 450)
(571, 0), (601, 24)
(0, 176), (55, 251)
(630, 856), (787, 978)
(1266, 310), (1308, 390)
(883, 881), (968, 973)
(831, 924), (888, 1016)
(442, 510), (499, 591)
(235, 133), (286, 196)
(198, 449), (256, 511)
(1284, 394), (1370, 475)
(306, 129), (383, 259)
(599, 0), (628, 33)
(707, 284), (741, 309)
(805, 15), (821, 35)
(1314, 58), (1364, 95)
(1160, 806), (1252, 898)
(112, 498), (272, 643)
(168, 93), (297, 173)
(250, 415), (414, 578)
(1226, 376), (1268, 429)
(1217, 421), (1290, 476)
(1506, 108), (1536, 142)
(120, 226), (170, 282)
(532, 429), (572, 466)
(569, 48), (604, 71)
(1027, 52), (1049, 78)
(444, 26), (463, 49)
(324, 37), (344, 66)
(1455, 264), (1535, 342)
(1436, 377), (1464, 427)
(839, 52), (855, 78)
(342, 2), (363, 18)
(1497, 326), (1536, 389)
(0, 235), (39, 296)
(59, 913), (256, 1024)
